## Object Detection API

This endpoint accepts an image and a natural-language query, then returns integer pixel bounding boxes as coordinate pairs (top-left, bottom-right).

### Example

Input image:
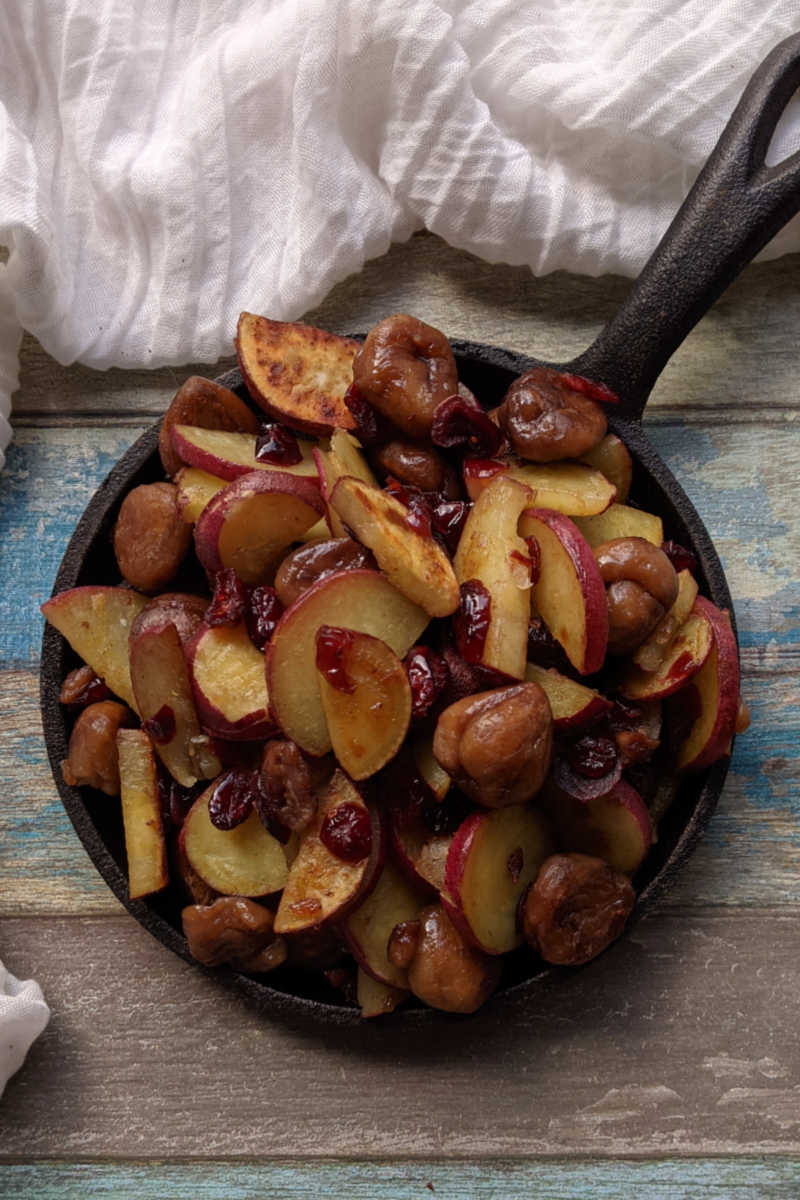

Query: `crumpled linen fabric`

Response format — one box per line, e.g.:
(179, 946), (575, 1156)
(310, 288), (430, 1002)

(1, 0), (799, 467)
(0, 962), (50, 1098)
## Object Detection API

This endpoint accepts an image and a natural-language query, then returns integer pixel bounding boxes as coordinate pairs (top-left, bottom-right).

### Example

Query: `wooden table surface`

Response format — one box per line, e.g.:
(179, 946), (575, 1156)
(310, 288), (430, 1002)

(1, 232), (799, 1198)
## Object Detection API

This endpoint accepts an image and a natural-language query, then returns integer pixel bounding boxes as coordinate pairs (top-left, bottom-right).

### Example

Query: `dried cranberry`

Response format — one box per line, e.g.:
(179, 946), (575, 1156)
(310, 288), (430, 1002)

(464, 458), (507, 488)
(431, 396), (504, 457)
(407, 497), (433, 538)
(344, 382), (394, 446)
(441, 646), (482, 704)
(552, 754), (622, 802)
(208, 769), (258, 831)
(158, 773), (199, 830)
(454, 580), (492, 664)
(206, 568), (248, 626)
(142, 704), (176, 745)
(320, 801), (372, 863)
(245, 585), (283, 650)
(316, 625), (357, 694)
(567, 734), (618, 779)
(662, 539), (698, 575)
(385, 477), (433, 538)
(560, 372), (620, 405)
(405, 646), (449, 721)
(255, 422), (302, 466)
(431, 500), (469, 554)
(384, 476), (413, 506)
(608, 696), (644, 731)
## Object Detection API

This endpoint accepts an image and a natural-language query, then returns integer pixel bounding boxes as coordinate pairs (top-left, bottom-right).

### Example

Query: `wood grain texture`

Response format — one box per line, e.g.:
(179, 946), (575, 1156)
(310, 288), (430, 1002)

(11, 234), (800, 423)
(2, 911), (800, 1158)
(0, 659), (796, 916)
(2, 1159), (800, 1198)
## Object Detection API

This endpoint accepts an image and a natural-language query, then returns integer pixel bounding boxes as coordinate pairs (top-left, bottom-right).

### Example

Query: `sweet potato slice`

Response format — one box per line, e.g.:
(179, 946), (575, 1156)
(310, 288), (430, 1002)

(329, 476), (459, 618)
(236, 313), (359, 436)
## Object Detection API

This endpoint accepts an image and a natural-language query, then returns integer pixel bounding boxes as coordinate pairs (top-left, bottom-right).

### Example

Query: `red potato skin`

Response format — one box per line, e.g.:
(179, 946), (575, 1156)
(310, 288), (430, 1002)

(167, 426), (255, 482)
(522, 507), (609, 675)
(390, 822), (429, 892)
(525, 667), (613, 731)
(193, 470), (325, 576)
(440, 811), (516, 952)
(185, 625), (277, 742)
(129, 593), (209, 649)
(335, 802), (388, 923)
(158, 376), (260, 477)
(441, 811), (485, 947)
(620, 604), (713, 702)
(554, 695), (612, 730)
(552, 778), (653, 875)
(677, 596), (740, 771)
(277, 799), (388, 933)
(264, 567), (428, 756)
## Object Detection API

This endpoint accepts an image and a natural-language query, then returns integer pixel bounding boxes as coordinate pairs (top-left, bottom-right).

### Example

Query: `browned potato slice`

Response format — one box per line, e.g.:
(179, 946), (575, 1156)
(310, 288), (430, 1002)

(117, 729), (169, 899)
(453, 474), (535, 680)
(236, 313), (359, 436)
(329, 476), (459, 617)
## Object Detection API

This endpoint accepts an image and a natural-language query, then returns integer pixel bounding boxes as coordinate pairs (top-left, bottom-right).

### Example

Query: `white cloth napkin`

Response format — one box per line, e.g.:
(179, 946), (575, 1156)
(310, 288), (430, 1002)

(2, 1), (800, 470)
(0, 962), (50, 1097)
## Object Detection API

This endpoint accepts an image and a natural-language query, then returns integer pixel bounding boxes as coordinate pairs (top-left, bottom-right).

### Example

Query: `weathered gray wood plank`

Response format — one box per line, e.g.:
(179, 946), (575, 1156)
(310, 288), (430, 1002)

(11, 234), (800, 422)
(2, 910), (799, 1158)
(2, 1158), (799, 1198)
(0, 658), (796, 916)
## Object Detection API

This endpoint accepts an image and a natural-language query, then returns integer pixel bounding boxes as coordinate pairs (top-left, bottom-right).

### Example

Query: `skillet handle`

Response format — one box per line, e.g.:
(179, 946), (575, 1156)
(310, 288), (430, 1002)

(568, 33), (800, 420)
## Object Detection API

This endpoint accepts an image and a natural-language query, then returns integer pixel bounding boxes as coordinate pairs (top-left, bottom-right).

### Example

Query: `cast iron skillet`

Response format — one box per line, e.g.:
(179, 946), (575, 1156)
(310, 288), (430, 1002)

(40, 34), (800, 1023)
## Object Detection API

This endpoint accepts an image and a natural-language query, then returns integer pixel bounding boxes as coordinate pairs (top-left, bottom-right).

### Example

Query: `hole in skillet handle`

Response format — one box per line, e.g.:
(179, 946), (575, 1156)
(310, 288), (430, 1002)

(39, 343), (733, 1025)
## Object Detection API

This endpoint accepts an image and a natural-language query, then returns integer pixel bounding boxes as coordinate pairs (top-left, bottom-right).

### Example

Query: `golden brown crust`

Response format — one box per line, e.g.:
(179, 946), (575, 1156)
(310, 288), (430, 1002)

(236, 313), (359, 435)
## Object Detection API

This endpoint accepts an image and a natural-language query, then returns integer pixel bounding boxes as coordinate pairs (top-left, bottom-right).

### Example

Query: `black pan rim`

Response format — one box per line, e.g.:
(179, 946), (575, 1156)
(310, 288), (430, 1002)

(39, 340), (735, 1026)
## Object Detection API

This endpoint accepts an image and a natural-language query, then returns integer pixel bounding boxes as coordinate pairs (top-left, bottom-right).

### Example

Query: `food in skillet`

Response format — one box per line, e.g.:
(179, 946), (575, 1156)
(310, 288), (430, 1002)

(42, 312), (749, 1017)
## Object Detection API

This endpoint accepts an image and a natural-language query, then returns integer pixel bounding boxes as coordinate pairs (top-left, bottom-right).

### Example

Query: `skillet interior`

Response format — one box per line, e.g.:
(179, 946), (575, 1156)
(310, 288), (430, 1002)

(39, 343), (733, 1023)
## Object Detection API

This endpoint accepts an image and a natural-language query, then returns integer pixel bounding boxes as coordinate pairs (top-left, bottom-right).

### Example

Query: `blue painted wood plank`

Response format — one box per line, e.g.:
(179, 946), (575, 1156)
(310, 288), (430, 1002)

(646, 423), (800, 658)
(0, 426), (148, 669)
(1, 1158), (798, 1198)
